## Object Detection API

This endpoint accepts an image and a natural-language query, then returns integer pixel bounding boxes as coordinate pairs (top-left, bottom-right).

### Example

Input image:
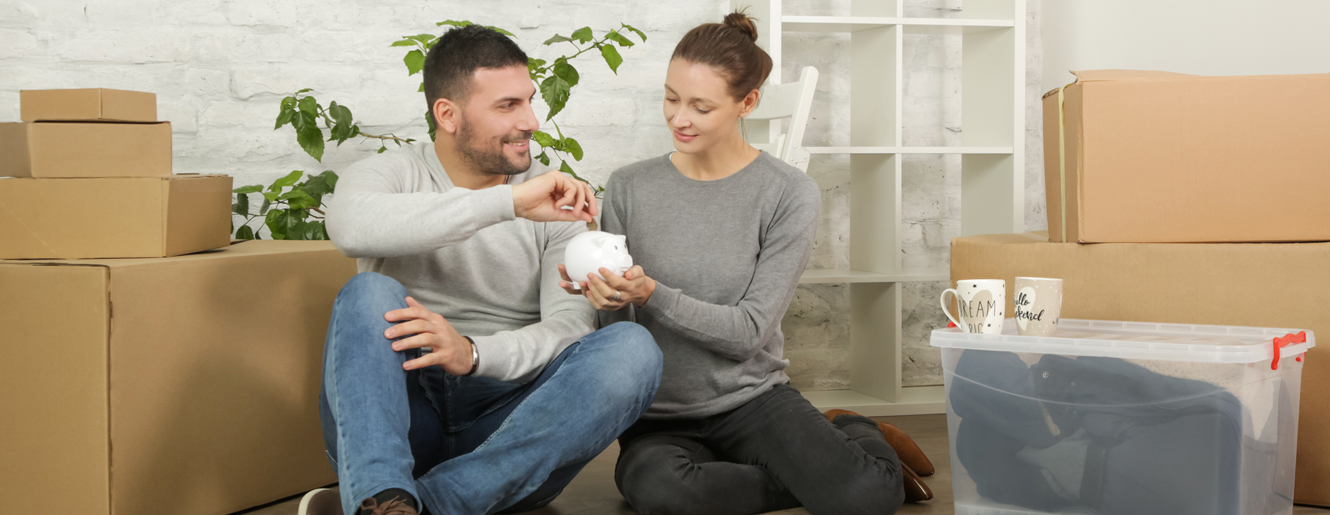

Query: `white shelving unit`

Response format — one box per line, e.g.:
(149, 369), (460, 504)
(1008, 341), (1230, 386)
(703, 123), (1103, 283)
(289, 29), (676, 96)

(736, 0), (1026, 416)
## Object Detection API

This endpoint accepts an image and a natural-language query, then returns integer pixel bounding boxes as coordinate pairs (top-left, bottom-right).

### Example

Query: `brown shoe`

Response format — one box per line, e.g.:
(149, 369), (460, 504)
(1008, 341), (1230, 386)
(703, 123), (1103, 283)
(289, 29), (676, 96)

(358, 497), (419, 515)
(902, 463), (934, 502)
(825, 409), (935, 476)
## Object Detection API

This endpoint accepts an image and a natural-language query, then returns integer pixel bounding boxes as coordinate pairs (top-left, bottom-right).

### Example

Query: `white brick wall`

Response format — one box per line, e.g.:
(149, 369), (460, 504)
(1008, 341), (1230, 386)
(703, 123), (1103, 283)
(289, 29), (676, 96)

(1, 0), (1043, 389)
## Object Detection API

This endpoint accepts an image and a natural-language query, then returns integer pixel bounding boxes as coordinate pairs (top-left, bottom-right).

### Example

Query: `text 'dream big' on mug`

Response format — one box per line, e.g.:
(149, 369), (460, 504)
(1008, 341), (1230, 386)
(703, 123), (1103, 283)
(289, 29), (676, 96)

(940, 279), (1005, 334)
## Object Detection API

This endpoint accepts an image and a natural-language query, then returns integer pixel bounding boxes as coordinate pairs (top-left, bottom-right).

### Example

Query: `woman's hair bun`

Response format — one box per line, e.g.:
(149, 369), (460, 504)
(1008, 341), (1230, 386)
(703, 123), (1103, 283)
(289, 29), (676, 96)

(722, 11), (759, 42)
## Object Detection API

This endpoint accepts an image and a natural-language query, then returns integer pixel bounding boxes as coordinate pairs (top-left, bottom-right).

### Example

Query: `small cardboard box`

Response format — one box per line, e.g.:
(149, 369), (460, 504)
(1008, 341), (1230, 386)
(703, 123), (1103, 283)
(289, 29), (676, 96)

(950, 232), (1330, 506)
(0, 175), (232, 259)
(20, 88), (157, 122)
(0, 240), (355, 515)
(0, 121), (172, 178)
(1042, 70), (1330, 243)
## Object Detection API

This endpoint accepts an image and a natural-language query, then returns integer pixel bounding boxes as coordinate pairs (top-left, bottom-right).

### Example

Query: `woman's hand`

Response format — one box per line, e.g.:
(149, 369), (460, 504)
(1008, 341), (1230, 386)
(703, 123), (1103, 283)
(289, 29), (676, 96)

(557, 264), (588, 295)
(583, 265), (656, 311)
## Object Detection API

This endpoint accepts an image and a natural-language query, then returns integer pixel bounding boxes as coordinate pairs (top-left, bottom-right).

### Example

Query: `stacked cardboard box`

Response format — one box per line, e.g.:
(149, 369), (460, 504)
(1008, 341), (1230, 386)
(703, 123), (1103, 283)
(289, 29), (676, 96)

(0, 88), (232, 258)
(949, 69), (1330, 505)
(0, 240), (357, 514)
(1041, 70), (1330, 244)
(0, 90), (354, 513)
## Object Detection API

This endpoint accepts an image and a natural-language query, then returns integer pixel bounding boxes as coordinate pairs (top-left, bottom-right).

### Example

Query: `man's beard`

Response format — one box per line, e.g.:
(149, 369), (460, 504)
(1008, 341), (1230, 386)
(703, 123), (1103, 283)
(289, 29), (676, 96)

(456, 114), (532, 176)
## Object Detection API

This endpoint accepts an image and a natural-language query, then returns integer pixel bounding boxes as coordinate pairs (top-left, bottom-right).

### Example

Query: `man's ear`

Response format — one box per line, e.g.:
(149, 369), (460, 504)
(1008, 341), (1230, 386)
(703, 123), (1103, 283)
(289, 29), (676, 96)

(433, 98), (461, 136)
(738, 89), (760, 119)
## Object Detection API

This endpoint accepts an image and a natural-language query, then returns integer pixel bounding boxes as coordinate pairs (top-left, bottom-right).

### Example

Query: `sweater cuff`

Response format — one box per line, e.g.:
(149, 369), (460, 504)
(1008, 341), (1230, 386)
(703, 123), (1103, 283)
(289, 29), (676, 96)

(641, 281), (681, 318)
(468, 334), (506, 379)
(471, 184), (517, 227)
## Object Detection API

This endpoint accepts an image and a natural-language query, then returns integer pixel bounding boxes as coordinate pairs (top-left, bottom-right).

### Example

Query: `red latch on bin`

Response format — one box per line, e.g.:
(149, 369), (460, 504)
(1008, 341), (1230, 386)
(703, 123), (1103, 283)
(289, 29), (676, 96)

(948, 321), (957, 329)
(1272, 331), (1307, 371)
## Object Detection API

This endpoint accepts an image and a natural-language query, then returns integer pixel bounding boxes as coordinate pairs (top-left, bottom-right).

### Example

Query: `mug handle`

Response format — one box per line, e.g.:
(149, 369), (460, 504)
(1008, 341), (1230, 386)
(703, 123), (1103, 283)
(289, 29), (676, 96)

(940, 289), (966, 333)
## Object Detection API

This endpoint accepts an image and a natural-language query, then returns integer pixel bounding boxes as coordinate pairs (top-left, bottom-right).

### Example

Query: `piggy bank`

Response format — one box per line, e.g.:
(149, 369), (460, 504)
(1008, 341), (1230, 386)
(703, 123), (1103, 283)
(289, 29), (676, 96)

(563, 231), (633, 290)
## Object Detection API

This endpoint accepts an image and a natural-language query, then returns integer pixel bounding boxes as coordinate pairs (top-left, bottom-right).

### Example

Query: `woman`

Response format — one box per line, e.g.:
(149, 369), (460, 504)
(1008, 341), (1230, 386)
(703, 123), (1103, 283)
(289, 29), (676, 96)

(557, 12), (934, 515)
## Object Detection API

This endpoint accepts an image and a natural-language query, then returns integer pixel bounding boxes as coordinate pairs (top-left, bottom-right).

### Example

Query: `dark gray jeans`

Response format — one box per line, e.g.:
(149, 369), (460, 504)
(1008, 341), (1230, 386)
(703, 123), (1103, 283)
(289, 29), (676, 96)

(614, 384), (904, 515)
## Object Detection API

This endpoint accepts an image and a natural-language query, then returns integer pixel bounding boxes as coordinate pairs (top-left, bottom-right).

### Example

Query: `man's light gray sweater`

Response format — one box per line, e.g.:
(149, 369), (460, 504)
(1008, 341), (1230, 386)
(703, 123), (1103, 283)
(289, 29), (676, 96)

(598, 152), (821, 419)
(325, 143), (595, 384)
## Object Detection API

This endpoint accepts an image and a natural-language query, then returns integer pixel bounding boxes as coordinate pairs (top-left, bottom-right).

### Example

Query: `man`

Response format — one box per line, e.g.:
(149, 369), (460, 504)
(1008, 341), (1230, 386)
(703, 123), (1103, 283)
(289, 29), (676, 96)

(299, 25), (662, 515)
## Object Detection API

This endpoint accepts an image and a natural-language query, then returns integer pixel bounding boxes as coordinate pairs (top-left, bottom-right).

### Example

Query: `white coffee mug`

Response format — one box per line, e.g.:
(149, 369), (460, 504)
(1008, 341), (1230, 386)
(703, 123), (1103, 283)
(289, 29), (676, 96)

(1014, 277), (1063, 336)
(940, 279), (1006, 334)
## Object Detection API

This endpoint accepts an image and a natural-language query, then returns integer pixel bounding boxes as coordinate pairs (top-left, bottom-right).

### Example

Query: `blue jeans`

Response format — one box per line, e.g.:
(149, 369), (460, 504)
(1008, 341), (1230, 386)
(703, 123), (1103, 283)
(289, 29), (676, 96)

(319, 272), (662, 515)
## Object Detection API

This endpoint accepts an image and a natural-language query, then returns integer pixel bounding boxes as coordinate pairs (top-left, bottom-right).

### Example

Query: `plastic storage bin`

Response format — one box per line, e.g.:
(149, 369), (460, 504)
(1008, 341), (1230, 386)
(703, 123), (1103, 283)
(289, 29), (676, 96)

(931, 319), (1314, 515)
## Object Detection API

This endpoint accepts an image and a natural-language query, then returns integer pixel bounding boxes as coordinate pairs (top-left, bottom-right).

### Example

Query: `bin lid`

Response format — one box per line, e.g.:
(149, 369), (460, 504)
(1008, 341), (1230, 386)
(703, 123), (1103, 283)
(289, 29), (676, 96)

(930, 319), (1315, 365)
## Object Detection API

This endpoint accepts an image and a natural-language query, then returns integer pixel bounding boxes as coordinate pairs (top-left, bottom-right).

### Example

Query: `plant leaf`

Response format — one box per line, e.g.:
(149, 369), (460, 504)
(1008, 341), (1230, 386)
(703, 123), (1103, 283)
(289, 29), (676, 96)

(280, 96), (297, 110)
(536, 151), (550, 166)
(606, 31), (634, 47)
(272, 170), (303, 189)
(404, 49), (426, 76)
(298, 95), (318, 115)
(265, 210), (287, 240)
(233, 194), (249, 216)
(437, 20), (473, 27)
(390, 38), (416, 47)
(564, 137), (584, 161)
(600, 44), (623, 74)
(539, 76), (571, 121)
(295, 88), (313, 94)
(486, 26), (515, 37)
(570, 27), (593, 43)
(274, 106), (294, 129)
(622, 24), (647, 42)
(543, 34), (572, 46)
(329, 103), (353, 127)
(232, 185), (263, 194)
(560, 160), (576, 177)
(553, 60), (579, 88)
(260, 198), (271, 215)
(301, 220), (327, 240)
(298, 122), (325, 161)
(532, 130), (557, 149)
(236, 225), (255, 240)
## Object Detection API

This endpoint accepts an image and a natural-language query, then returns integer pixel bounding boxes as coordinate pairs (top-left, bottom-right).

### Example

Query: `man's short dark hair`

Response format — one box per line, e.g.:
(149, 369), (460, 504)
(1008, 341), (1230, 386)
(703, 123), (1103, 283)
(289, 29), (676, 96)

(423, 24), (529, 109)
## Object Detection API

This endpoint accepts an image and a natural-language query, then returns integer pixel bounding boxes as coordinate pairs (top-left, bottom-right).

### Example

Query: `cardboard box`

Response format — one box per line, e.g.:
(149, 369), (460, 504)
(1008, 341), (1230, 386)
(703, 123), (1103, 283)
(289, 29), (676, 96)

(950, 232), (1330, 506)
(0, 121), (172, 178)
(0, 175), (232, 259)
(1042, 70), (1330, 243)
(0, 240), (356, 515)
(20, 88), (158, 122)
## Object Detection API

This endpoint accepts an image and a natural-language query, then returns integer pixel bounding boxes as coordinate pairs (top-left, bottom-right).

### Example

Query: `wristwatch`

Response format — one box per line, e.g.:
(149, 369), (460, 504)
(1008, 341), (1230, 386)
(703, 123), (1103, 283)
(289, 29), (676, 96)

(464, 336), (479, 376)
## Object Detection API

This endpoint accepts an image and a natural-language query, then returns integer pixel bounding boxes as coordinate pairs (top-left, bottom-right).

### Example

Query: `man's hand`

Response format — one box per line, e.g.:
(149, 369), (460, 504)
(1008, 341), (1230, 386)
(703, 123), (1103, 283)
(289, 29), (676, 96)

(512, 170), (598, 223)
(384, 296), (474, 375)
(581, 265), (656, 311)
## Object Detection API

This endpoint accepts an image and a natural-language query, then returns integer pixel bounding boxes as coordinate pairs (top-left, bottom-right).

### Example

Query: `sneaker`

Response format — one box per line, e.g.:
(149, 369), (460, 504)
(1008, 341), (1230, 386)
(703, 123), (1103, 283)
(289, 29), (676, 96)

(298, 487), (341, 515)
(357, 496), (419, 515)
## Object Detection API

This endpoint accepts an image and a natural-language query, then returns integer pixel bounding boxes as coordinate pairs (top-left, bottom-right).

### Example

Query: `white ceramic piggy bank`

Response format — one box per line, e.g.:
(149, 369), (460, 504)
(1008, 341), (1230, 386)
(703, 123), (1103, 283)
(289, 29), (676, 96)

(563, 231), (633, 290)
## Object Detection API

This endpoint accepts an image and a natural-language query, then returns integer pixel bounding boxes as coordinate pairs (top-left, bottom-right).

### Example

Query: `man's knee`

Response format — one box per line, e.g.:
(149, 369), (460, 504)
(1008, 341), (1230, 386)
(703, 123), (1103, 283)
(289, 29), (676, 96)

(333, 272), (408, 317)
(598, 322), (663, 384)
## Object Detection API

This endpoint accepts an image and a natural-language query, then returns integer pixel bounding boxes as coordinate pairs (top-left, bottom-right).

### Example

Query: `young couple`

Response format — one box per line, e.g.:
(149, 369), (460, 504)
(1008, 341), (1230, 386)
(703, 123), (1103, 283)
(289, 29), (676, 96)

(302, 13), (933, 515)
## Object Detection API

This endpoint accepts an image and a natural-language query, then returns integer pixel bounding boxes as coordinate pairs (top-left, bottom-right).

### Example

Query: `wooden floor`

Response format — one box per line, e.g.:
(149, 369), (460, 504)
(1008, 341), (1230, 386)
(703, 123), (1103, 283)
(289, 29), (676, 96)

(239, 414), (1329, 515)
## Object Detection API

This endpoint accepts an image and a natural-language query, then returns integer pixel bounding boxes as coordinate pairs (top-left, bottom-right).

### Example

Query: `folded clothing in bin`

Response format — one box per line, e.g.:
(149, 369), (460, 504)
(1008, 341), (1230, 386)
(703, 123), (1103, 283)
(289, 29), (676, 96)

(933, 319), (1311, 515)
(952, 351), (1247, 514)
